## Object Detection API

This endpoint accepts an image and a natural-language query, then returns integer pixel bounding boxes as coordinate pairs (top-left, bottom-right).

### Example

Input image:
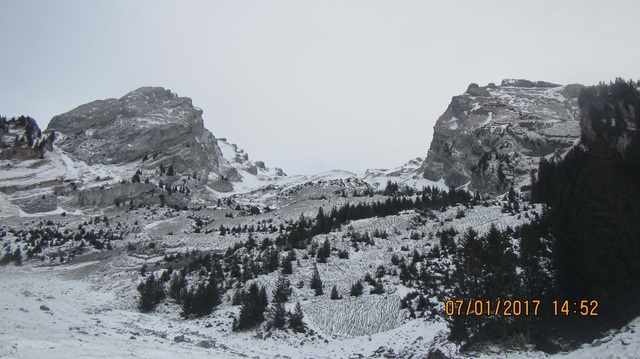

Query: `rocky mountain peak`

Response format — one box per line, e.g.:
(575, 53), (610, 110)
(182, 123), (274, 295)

(0, 87), (286, 213)
(46, 86), (231, 183)
(419, 80), (583, 195)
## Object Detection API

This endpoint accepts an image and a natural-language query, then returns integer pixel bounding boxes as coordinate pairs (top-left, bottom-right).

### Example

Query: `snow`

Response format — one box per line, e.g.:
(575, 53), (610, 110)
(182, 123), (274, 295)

(308, 170), (358, 181)
(1, 189), (640, 359)
(0, 265), (242, 359)
(480, 112), (494, 127)
(543, 86), (567, 102)
(57, 148), (79, 181)
(471, 102), (483, 112)
(0, 192), (20, 219)
(3, 258), (639, 359)
(16, 206), (82, 218)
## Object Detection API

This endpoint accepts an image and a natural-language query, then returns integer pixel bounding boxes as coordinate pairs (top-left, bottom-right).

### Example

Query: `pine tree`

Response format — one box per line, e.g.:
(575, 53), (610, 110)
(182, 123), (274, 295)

(310, 264), (323, 296)
(448, 228), (484, 343)
(316, 239), (331, 263)
(350, 280), (363, 297)
(370, 280), (384, 295)
(137, 273), (165, 312)
(288, 302), (305, 333)
(168, 272), (187, 303)
(132, 169), (141, 183)
(330, 285), (341, 300)
(281, 254), (293, 275)
(448, 226), (521, 343)
(236, 283), (268, 330)
(267, 302), (287, 329)
(181, 278), (220, 318)
(13, 248), (22, 266)
(272, 273), (292, 304)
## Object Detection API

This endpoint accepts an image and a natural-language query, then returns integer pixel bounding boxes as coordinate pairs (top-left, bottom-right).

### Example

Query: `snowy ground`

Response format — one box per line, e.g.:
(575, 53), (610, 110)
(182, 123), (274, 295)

(1, 167), (639, 358)
(0, 262), (445, 358)
(2, 260), (640, 359)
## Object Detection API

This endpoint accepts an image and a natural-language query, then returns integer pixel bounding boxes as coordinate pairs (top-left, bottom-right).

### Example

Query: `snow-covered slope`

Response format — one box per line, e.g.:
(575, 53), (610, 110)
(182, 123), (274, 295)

(1, 196), (638, 358)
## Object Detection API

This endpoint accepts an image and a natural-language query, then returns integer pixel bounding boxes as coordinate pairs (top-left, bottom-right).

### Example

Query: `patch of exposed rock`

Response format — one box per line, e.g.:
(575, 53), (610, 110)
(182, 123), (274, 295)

(0, 116), (54, 161)
(419, 79), (583, 195)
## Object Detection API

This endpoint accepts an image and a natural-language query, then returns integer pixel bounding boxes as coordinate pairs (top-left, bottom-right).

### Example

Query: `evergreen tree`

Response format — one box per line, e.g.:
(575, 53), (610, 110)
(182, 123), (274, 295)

(13, 248), (22, 266)
(288, 302), (305, 333)
(235, 283), (268, 330)
(370, 280), (384, 295)
(267, 302), (287, 329)
(448, 228), (482, 342)
(281, 254), (293, 275)
(168, 272), (187, 303)
(316, 239), (331, 263)
(137, 273), (165, 312)
(232, 289), (244, 306)
(530, 80), (640, 338)
(132, 169), (142, 183)
(330, 285), (341, 300)
(448, 226), (521, 343)
(310, 264), (323, 296)
(350, 280), (363, 297)
(181, 279), (220, 318)
(272, 273), (292, 304)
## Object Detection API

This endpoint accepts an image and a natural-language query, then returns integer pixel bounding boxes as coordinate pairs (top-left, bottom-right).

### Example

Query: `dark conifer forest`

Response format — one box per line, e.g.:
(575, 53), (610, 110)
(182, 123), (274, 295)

(530, 78), (640, 341)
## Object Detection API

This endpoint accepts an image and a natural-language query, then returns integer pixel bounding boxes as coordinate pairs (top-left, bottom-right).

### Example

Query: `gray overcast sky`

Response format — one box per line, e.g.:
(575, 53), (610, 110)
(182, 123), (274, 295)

(1, 1), (638, 175)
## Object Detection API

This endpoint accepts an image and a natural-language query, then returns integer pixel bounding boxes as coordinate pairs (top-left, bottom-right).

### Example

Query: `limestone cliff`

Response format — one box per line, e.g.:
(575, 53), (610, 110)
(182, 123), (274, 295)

(47, 87), (238, 185)
(419, 79), (583, 195)
(0, 87), (285, 212)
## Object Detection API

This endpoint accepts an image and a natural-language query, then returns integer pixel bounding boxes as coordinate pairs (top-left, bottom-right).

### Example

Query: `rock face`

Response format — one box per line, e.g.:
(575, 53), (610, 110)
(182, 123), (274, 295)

(0, 116), (54, 161)
(419, 79), (583, 195)
(0, 87), (286, 213)
(47, 87), (238, 184)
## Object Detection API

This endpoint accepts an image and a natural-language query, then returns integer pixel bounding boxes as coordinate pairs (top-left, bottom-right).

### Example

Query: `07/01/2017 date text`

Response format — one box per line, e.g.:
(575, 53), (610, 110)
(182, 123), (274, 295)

(444, 299), (599, 317)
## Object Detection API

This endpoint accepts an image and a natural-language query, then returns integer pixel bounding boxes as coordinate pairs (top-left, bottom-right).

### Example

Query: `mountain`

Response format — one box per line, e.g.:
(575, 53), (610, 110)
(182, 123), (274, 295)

(419, 79), (583, 195)
(47, 87), (237, 183)
(0, 87), (285, 214)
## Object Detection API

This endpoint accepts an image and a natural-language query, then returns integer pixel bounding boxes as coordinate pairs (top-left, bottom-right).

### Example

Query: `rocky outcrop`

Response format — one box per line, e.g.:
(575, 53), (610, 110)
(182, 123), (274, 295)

(0, 116), (54, 161)
(216, 138), (286, 178)
(0, 87), (286, 212)
(78, 182), (188, 208)
(12, 192), (58, 214)
(419, 80), (583, 195)
(47, 87), (238, 185)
